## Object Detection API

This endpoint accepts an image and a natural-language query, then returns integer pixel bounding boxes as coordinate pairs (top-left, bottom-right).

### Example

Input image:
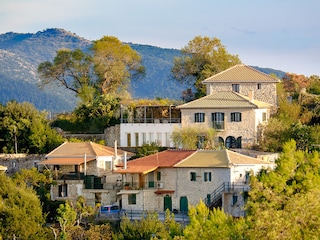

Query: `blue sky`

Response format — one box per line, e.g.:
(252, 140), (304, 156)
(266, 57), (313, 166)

(1, 0), (320, 76)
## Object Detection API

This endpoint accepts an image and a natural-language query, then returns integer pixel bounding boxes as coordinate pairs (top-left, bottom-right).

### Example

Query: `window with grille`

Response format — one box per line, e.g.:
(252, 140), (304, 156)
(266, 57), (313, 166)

(128, 194), (136, 205)
(204, 172), (212, 182)
(232, 84), (240, 92)
(190, 172), (196, 181)
(194, 113), (205, 122)
(212, 112), (225, 130)
(231, 112), (242, 122)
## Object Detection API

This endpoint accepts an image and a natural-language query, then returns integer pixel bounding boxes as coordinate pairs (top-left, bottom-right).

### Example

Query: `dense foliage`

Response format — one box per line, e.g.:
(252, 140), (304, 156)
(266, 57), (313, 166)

(0, 101), (64, 153)
(171, 36), (241, 98)
(0, 173), (47, 239)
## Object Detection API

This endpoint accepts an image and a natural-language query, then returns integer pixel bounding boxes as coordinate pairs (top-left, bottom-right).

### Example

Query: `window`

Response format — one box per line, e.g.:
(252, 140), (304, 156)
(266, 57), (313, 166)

(149, 132), (154, 142)
(142, 132), (146, 144)
(245, 171), (250, 183)
(165, 132), (170, 146)
(135, 132), (139, 146)
(128, 194), (136, 205)
(262, 112), (267, 122)
(58, 184), (68, 197)
(231, 112), (242, 122)
(257, 83), (261, 89)
(157, 171), (161, 181)
(197, 135), (205, 148)
(127, 133), (131, 147)
(157, 132), (162, 145)
(190, 172), (196, 181)
(194, 113), (205, 122)
(232, 84), (240, 93)
(204, 172), (212, 182)
(212, 112), (225, 130)
(232, 195), (238, 205)
(105, 161), (111, 171)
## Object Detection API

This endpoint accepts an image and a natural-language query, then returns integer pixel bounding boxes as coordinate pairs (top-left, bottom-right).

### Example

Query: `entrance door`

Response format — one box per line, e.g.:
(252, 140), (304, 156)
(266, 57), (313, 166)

(164, 195), (172, 211)
(180, 196), (188, 214)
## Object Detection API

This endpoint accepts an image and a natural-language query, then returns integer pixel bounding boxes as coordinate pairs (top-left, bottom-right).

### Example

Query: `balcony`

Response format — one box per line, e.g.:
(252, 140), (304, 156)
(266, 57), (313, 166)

(122, 181), (158, 190)
(121, 117), (181, 124)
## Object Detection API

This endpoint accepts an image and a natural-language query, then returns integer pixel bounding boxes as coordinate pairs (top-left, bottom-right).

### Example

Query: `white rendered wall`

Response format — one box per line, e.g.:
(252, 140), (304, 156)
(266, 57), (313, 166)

(120, 123), (181, 147)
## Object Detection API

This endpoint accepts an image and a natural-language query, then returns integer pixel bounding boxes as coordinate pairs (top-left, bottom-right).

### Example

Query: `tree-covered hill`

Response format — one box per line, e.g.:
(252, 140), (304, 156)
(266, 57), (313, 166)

(0, 28), (285, 113)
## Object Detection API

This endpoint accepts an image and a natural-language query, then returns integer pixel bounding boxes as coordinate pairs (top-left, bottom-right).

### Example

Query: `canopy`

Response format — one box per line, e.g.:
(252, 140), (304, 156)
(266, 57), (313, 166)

(38, 157), (95, 165)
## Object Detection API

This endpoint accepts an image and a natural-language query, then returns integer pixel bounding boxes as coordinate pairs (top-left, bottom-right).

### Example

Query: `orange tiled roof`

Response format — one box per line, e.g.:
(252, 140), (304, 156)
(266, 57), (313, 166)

(202, 64), (280, 83)
(115, 150), (196, 174)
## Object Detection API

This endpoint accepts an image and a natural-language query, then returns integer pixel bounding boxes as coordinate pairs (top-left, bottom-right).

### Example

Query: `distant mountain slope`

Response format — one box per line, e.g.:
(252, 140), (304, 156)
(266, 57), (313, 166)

(0, 28), (286, 112)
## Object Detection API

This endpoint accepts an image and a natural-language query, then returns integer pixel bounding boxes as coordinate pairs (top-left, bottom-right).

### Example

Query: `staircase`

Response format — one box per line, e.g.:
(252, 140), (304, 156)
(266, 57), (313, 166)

(204, 182), (250, 209)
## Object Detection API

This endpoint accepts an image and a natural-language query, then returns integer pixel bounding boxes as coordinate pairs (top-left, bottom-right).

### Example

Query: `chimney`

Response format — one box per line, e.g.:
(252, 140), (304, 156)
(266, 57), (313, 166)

(114, 140), (117, 159)
(248, 90), (254, 102)
(124, 152), (127, 169)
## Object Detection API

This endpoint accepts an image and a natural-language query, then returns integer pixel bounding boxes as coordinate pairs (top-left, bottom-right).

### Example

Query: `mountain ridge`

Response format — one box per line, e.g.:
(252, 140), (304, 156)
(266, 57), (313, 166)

(0, 28), (286, 112)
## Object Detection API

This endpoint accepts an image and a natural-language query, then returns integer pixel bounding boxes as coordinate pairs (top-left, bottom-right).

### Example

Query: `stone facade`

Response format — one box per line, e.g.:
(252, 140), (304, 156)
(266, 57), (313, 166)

(117, 163), (270, 216)
(180, 107), (269, 148)
(0, 154), (45, 175)
(207, 82), (277, 106)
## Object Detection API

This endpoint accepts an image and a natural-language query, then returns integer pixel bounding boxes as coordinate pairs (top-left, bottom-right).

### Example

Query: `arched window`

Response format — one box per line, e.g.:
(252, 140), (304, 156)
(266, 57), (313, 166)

(225, 136), (236, 148)
(236, 137), (242, 148)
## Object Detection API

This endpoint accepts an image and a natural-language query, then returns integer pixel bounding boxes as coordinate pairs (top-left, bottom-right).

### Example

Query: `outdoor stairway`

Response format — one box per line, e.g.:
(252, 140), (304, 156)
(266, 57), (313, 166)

(204, 182), (250, 210)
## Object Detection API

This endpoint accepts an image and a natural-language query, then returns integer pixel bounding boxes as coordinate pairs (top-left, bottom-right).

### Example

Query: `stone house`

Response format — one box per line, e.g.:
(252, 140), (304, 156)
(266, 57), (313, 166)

(39, 142), (132, 206)
(114, 149), (274, 217)
(202, 64), (280, 106)
(176, 91), (273, 148)
(117, 64), (279, 149)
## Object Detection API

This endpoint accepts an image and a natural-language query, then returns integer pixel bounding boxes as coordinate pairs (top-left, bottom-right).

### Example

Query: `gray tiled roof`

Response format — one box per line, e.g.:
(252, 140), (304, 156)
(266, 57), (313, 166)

(202, 64), (280, 83)
(176, 91), (272, 109)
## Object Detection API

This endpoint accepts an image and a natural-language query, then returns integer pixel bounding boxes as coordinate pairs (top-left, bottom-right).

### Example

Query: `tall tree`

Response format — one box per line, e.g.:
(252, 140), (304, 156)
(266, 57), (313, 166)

(172, 36), (241, 98)
(91, 36), (145, 95)
(184, 200), (246, 240)
(0, 173), (46, 239)
(0, 101), (64, 153)
(38, 49), (96, 103)
(246, 140), (320, 239)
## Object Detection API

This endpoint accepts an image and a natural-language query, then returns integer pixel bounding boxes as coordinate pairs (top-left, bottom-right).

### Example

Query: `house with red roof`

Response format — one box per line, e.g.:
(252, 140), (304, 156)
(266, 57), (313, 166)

(114, 149), (274, 217)
(40, 141), (132, 206)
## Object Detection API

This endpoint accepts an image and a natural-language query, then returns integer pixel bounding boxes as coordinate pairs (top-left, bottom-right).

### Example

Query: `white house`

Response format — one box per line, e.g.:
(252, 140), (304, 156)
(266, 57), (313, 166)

(39, 142), (133, 206)
(114, 149), (274, 217)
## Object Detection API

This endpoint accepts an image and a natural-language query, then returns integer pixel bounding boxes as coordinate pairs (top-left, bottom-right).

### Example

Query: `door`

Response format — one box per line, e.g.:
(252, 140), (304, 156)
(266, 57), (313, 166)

(164, 195), (172, 211)
(180, 196), (188, 214)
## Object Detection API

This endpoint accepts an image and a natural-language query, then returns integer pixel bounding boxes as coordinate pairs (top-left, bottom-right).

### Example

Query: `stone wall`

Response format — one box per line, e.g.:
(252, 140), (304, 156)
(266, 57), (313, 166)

(62, 125), (120, 148)
(0, 154), (45, 175)
(208, 82), (277, 106)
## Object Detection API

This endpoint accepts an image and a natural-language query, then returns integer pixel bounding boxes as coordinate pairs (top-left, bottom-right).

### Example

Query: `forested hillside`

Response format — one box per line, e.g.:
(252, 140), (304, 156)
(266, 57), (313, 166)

(0, 28), (285, 113)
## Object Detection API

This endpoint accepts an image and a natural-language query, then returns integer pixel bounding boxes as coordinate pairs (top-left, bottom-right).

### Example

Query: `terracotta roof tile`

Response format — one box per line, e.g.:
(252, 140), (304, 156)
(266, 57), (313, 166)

(115, 150), (196, 174)
(202, 64), (280, 83)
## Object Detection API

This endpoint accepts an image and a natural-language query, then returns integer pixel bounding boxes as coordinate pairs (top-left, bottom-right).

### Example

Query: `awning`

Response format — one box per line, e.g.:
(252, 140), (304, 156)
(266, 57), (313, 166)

(154, 190), (175, 195)
(117, 190), (140, 195)
(114, 166), (158, 175)
(38, 157), (95, 165)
